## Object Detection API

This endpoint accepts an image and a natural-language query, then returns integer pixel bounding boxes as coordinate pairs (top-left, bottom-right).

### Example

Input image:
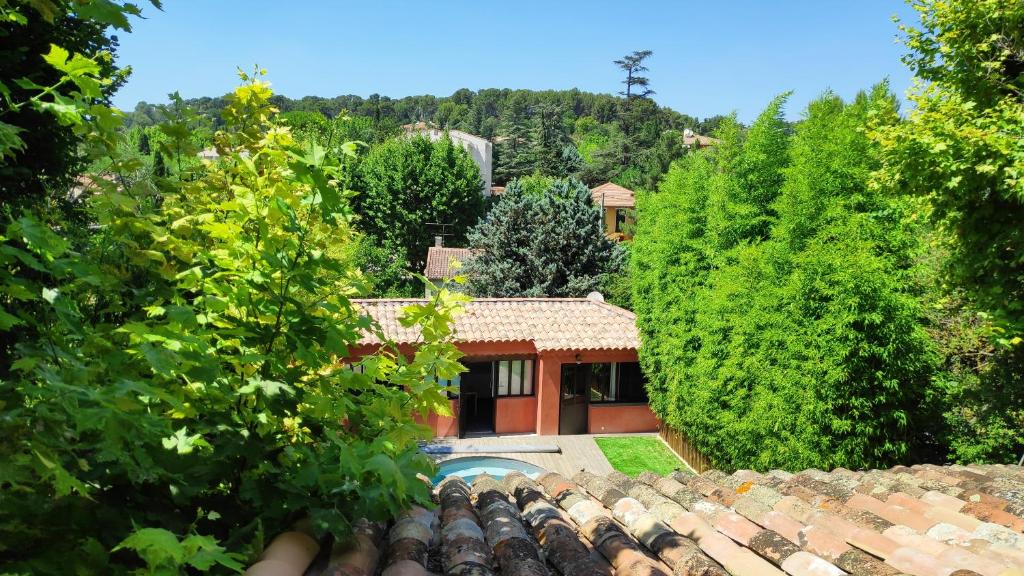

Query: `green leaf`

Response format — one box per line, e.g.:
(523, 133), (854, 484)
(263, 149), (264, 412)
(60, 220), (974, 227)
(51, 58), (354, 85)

(161, 427), (208, 454)
(114, 528), (185, 568)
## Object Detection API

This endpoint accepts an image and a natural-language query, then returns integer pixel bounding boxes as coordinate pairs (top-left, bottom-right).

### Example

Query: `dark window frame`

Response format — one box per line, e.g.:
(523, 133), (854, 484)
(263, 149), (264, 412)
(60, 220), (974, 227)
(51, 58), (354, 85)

(445, 357), (537, 399)
(493, 357), (536, 398)
(614, 208), (628, 234)
(589, 361), (649, 405)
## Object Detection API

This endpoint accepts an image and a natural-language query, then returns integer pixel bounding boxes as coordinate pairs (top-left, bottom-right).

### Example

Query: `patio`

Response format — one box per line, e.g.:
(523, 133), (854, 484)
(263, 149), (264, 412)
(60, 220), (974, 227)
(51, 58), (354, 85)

(422, 433), (660, 477)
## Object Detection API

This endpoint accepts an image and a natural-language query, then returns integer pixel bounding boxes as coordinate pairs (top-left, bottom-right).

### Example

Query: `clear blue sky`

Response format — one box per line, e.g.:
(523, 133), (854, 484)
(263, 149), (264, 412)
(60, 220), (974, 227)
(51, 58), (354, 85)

(112, 1), (919, 123)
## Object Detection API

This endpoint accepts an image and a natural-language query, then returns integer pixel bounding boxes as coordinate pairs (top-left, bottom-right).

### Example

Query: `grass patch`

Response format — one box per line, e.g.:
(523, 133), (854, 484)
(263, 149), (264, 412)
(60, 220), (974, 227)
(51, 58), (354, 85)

(594, 436), (690, 477)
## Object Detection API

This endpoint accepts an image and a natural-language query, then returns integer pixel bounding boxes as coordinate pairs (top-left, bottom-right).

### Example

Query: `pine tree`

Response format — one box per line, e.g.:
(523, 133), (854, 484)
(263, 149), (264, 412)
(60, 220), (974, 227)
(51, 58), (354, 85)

(464, 178), (619, 297)
(493, 95), (534, 183)
(529, 103), (573, 177)
(137, 131), (151, 155)
(152, 150), (167, 177)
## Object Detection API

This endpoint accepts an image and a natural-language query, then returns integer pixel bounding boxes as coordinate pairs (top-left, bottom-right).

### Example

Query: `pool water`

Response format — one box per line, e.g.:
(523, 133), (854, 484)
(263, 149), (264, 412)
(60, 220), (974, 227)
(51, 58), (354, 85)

(433, 456), (546, 484)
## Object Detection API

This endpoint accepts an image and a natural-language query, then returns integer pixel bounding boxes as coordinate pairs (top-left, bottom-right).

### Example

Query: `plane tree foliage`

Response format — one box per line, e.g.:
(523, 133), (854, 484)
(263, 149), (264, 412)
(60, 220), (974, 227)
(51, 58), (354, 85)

(872, 0), (1024, 462)
(350, 134), (486, 284)
(633, 88), (942, 471)
(0, 4), (467, 571)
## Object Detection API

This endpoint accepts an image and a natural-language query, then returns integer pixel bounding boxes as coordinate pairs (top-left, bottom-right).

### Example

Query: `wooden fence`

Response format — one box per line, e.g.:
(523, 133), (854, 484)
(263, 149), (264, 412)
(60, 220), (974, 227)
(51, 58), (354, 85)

(659, 424), (713, 474)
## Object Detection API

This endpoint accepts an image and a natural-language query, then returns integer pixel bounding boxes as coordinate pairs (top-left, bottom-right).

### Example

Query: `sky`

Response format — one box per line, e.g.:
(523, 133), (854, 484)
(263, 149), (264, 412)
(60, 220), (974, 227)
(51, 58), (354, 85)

(112, 1), (920, 123)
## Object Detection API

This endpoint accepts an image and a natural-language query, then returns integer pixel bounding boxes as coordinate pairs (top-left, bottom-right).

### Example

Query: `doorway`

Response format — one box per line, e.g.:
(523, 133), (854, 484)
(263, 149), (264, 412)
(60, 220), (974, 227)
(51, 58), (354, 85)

(458, 361), (495, 437)
(559, 363), (589, 435)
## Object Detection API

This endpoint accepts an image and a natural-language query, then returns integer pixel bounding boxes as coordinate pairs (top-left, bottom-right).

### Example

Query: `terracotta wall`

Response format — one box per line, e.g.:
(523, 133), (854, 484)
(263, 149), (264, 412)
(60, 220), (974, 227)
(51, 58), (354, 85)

(495, 396), (537, 434)
(417, 398), (458, 438)
(535, 348), (641, 435)
(588, 403), (659, 434)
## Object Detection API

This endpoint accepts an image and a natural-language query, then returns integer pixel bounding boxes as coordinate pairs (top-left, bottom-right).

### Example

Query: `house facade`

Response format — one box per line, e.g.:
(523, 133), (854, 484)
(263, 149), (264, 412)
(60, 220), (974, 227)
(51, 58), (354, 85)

(348, 296), (659, 438)
(591, 182), (636, 240)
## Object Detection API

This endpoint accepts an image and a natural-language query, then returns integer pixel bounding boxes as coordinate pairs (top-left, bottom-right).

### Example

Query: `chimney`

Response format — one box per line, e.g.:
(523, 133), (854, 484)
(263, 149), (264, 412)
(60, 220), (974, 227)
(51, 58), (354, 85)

(434, 236), (443, 247)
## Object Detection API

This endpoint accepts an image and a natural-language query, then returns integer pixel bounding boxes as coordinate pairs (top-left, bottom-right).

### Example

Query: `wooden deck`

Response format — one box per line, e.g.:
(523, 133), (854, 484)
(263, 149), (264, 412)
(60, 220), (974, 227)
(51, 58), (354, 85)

(423, 433), (658, 477)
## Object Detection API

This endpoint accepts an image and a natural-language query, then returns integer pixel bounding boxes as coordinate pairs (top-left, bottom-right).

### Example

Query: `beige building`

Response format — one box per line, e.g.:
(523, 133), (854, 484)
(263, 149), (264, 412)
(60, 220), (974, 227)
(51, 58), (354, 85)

(590, 182), (635, 240)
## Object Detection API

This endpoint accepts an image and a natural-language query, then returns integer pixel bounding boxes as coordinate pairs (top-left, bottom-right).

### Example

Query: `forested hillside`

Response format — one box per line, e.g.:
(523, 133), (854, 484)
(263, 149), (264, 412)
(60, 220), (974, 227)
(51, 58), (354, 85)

(124, 55), (729, 190)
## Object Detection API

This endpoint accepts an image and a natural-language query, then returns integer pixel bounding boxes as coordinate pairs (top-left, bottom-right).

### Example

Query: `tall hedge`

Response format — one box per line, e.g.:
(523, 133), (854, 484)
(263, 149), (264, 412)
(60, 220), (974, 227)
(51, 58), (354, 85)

(633, 87), (940, 471)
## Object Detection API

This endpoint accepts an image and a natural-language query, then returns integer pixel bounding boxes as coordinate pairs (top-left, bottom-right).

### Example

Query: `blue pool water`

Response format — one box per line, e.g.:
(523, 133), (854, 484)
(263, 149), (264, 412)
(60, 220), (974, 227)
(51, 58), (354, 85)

(433, 456), (546, 484)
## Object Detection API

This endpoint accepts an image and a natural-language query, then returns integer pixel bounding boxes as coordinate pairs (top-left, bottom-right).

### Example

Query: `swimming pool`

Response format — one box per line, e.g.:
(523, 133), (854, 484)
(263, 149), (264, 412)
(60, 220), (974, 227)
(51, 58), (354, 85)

(432, 456), (546, 484)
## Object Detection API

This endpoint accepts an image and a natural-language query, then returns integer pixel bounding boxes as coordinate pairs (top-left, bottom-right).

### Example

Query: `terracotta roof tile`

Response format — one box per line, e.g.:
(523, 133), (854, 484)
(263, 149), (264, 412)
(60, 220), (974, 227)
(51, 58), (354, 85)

(591, 182), (636, 208)
(353, 297), (640, 352)
(423, 246), (477, 279)
(251, 461), (1024, 576)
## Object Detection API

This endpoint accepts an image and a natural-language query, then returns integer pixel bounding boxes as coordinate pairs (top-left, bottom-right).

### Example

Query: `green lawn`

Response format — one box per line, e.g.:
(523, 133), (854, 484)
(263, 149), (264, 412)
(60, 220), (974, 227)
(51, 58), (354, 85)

(594, 436), (691, 477)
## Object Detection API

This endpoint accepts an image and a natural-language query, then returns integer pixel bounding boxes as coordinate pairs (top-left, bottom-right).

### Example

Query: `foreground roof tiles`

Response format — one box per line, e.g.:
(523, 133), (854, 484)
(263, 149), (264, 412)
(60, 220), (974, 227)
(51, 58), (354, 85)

(423, 247), (477, 280)
(259, 462), (1024, 576)
(353, 298), (641, 352)
(591, 182), (636, 208)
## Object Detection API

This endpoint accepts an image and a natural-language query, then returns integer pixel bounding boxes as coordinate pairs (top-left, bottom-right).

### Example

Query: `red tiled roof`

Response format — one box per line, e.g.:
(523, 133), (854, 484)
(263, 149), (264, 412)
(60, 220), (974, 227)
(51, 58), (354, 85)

(423, 247), (477, 280)
(353, 297), (640, 352)
(251, 462), (1024, 576)
(591, 182), (636, 208)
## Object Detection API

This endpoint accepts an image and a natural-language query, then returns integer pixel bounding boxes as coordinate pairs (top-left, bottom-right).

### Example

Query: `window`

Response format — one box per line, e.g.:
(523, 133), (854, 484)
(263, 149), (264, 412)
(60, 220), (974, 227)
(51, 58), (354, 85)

(589, 361), (648, 403)
(494, 358), (534, 397)
(615, 208), (629, 234)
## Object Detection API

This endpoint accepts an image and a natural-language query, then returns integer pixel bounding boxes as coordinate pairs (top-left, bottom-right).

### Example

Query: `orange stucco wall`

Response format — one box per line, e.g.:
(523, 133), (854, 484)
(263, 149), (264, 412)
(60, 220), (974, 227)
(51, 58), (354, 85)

(588, 403), (659, 434)
(535, 348), (641, 435)
(350, 342), (647, 437)
(495, 396), (537, 434)
(416, 398), (458, 438)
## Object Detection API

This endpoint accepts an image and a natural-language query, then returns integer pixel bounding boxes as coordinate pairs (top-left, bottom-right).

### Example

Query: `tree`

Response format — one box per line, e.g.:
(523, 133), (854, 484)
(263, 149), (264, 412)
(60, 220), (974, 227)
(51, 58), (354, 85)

(353, 134), (485, 274)
(464, 178), (621, 297)
(615, 49), (655, 100)
(873, 0), (1024, 463)
(0, 70), (466, 574)
(530, 102), (575, 177)
(493, 94), (534, 184)
(614, 50), (655, 166)
(874, 0), (1024, 346)
(0, 0), (145, 217)
(633, 88), (940, 471)
(137, 130), (151, 155)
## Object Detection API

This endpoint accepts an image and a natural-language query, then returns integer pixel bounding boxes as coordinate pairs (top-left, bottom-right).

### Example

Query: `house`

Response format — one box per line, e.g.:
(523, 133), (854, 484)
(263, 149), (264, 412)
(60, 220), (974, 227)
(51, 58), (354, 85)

(423, 237), (478, 296)
(403, 122), (493, 196)
(590, 182), (635, 240)
(348, 295), (658, 438)
(682, 127), (719, 149)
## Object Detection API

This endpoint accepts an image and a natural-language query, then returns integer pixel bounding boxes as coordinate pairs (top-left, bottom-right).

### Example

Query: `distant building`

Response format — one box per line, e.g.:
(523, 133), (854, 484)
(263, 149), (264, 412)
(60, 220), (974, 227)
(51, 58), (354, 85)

(423, 236), (479, 296)
(590, 182), (635, 241)
(682, 128), (719, 149)
(403, 122), (493, 196)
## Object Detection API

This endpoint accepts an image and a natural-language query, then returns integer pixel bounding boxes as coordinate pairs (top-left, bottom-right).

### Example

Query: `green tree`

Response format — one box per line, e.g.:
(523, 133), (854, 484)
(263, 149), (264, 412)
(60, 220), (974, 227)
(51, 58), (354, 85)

(353, 134), (485, 273)
(874, 0), (1024, 345)
(0, 0), (148, 218)
(614, 49), (655, 166)
(633, 88), (939, 471)
(530, 102), (574, 177)
(0, 70), (466, 574)
(493, 94), (534, 184)
(873, 0), (1024, 463)
(464, 178), (620, 297)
